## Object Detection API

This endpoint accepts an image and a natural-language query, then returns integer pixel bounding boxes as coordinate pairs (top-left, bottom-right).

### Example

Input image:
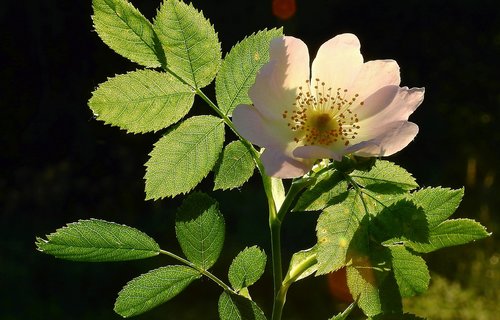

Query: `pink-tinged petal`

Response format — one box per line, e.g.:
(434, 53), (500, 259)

(311, 33), (363, 90)
(351, 60), (401, 100)
(357, 87), (425, 127)
(352, 121), (419, 157)
(261, 147), (314, 178)
(293, 145), (342, 161)
(232, 104), (290, 147)
(353, 85), (399, 120)
(249, 36), (310, 121)
(343, 140), (379, 154)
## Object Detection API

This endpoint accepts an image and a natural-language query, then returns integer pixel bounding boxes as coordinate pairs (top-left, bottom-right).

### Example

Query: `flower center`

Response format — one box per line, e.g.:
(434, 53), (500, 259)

(282, 78), (363, 147)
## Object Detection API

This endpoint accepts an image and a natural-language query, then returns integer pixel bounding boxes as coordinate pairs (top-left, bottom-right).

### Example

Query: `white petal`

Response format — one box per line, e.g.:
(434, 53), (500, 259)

(356, 87), (425, 129)
(293, 145), (342, 161)
(261, 147), (314, 178)
(351, 121), (419, 157)
(311, 33), (364, 90)
(249, 36), (310, 121)
(353, 85), (399, 121)
(232, 104), (289, 147)
(351, 60), (401, 100)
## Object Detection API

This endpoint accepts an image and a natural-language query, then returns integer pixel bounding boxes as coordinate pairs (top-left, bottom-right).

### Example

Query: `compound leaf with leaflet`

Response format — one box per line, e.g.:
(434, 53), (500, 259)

(36, 219), (159, 262)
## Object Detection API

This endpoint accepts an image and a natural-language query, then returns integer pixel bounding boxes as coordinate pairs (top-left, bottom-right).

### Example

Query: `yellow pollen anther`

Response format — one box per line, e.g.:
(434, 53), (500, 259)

(283, 78), (364, 148)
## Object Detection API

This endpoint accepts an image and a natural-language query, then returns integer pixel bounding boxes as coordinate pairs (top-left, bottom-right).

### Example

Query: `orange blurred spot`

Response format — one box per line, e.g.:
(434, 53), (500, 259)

(272, 0), (296, 20)
(327, 267), (354, 303)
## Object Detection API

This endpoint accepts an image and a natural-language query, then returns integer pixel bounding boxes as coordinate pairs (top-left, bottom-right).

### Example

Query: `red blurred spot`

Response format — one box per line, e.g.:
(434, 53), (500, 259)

(327, 267), (354, 303)
(272, 0), (296, 20)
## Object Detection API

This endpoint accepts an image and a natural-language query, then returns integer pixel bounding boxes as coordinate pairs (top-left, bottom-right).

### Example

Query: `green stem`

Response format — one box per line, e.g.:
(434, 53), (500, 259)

(276, 177), (315, 222)
(269, 177), (315, 320)
(194, 87), (265, 178)
(273, 252), (317, 319)
(195, 88), (240, 135)
(161, 63), (243, 143)
(161, 64), (312, 319)
(270, 214), (283, 320)
(159, 249), (235, 293)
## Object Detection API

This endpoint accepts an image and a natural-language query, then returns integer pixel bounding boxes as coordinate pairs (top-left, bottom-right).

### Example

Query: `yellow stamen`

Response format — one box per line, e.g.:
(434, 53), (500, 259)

(284, 78), (363, 147)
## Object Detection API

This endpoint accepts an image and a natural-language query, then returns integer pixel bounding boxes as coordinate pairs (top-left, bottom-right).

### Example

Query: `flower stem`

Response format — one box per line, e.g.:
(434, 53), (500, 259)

(277, 177), (315, 222)
(270, 214), (283, 319)
(274, 251), (317, 319)
(159, 249), (235, 294)
(269, 177), (315, 320)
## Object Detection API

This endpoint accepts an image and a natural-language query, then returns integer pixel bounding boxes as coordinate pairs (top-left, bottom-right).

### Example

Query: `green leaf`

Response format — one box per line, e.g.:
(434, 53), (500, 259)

(372, 200), (429, 244)
(346, 260), (382, 316)
(344, 217), (380, 316)
(92, 0), (163, 67)
(368, 313), (427, 320)
(228, 246), (267, 291)
(350, 160), (418, 194)
(405, 219), (490, 253)
(145, 115), (225, 199)
(358, 188), (407, 216)
(154, 0), (221, 88)
(285, 247), (317, 282)
(35, 219), (159, 262)
(214, 141), (255, 191)
(215, 28), (283, 116)
(271, 177), (286, 211)
(293, 170), (348, 212)
(88, 70), (194, 133)
(316, 191), (364, 274)
(347, 258), (402, 317)
(329, 302), (355, 320)
(345, 223), (402, 316)
(389, 246), (429, 297)
(175, 192), (225, 270)
(409, 187), (464, 228)
(114, 265), (201, 317)
(218, 292), (267, 320)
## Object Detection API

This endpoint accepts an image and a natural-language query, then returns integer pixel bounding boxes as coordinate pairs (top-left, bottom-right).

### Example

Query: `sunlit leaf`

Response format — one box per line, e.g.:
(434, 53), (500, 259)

(389, 245), (429, 297)
(218, 291), (267, 320)
(405, 219), (490, 253)
(329, 302), (355, 320)
(368, 313), (427, 320)
(216, 28), (283, 116)
(371, 200), (429, 244)
(175, 193), (225, 270)
(228, 246), (267, 290)
(36, 219), (159, 262)
(345, 222), (402, 316)
(285, 247), (317, 282)
(316, 191), (363, 274)
(214, 141), (255, 191)
(409, 187), (464, 228)
(92, 0), (163, 67)
(294, 170), (348, 212)
(89, 69), (194, 133)
(154, 0), (221, 88)
(346, 256), (402, 316)
(114, 265), (201, 317)
(145, 115), (225, 199)
(350, 160), (418, 193)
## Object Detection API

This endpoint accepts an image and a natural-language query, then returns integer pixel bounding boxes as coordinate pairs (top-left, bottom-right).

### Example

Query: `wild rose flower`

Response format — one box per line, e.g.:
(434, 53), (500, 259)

(232, 33), (424, 178)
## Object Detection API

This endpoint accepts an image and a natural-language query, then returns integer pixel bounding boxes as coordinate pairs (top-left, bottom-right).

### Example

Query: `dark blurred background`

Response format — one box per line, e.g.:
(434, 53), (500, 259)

(1, 0), (499, 319)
